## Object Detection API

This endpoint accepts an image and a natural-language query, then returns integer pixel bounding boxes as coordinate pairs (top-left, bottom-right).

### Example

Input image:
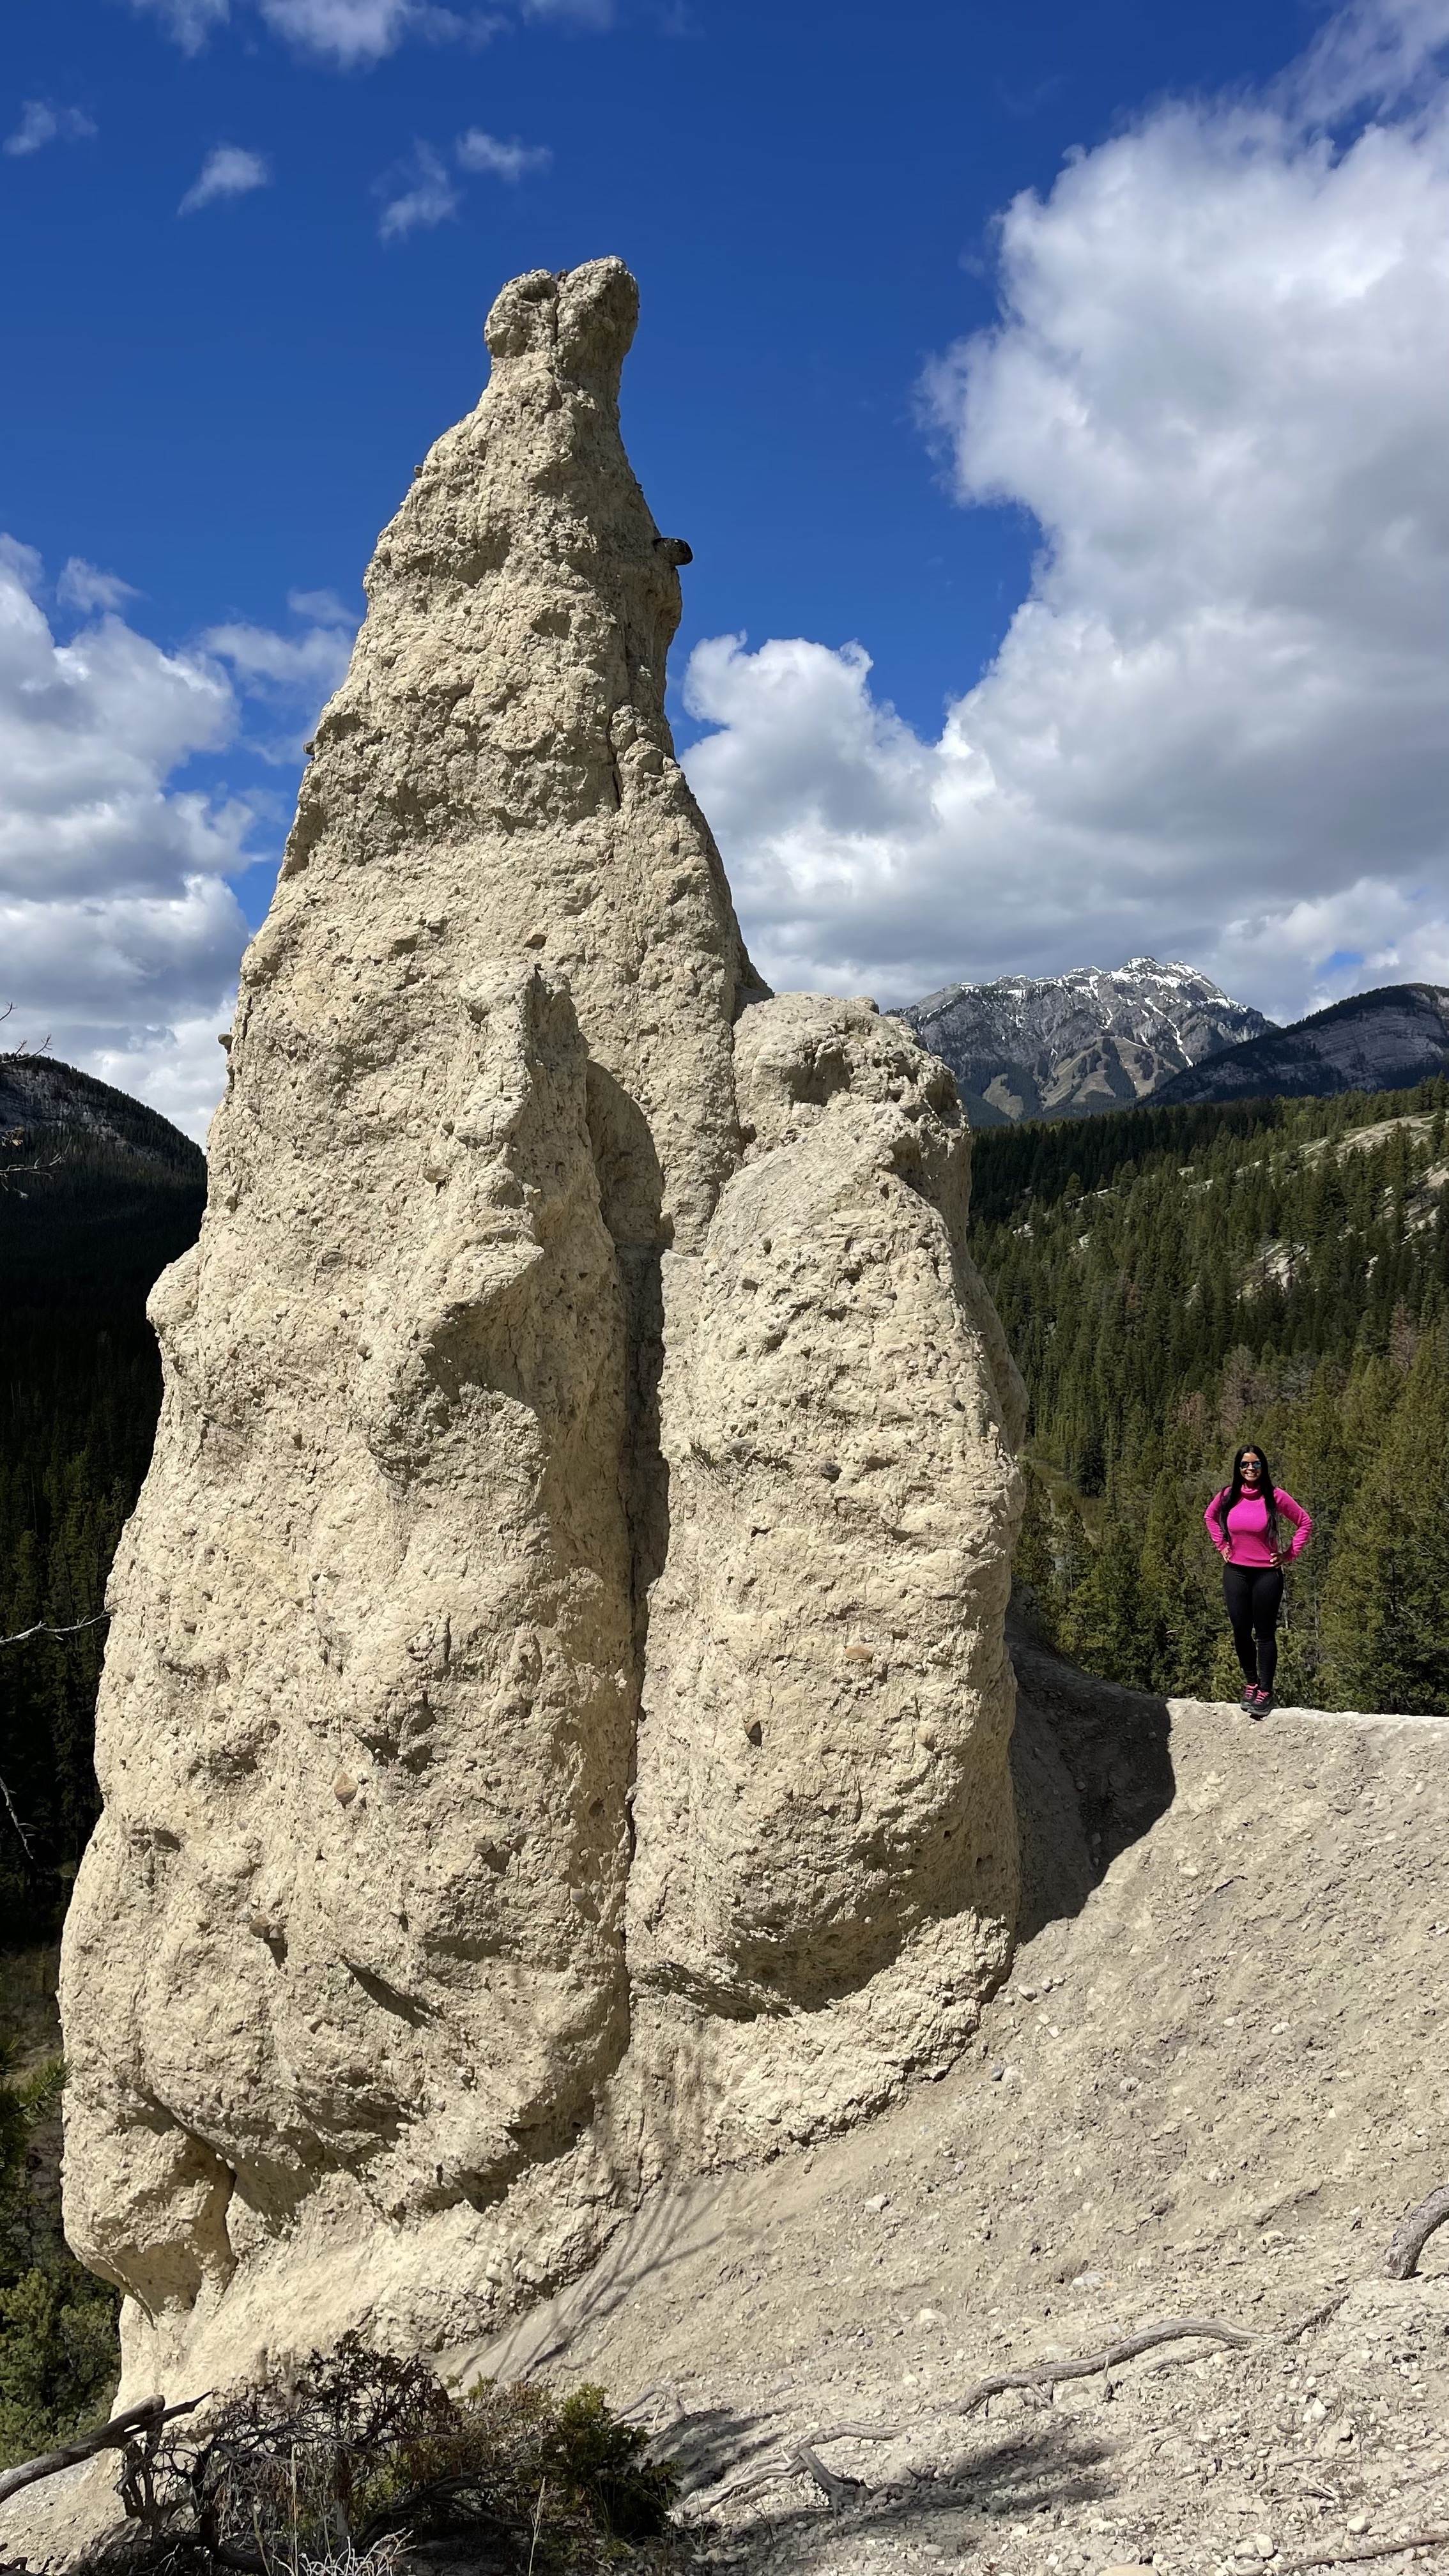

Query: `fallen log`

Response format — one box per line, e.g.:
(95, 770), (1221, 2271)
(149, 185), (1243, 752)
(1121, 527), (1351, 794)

(0, 2395), (204, 2508)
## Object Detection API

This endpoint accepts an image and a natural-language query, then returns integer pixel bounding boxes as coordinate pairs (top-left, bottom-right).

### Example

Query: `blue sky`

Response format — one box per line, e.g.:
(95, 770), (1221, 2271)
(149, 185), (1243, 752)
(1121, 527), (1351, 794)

(4, 0), (1448, 1130)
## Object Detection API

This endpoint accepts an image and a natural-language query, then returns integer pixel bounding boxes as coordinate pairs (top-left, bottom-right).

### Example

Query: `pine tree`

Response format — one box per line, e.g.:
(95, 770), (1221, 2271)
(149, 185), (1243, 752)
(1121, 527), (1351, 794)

(1318, 1331), (1449, 1712)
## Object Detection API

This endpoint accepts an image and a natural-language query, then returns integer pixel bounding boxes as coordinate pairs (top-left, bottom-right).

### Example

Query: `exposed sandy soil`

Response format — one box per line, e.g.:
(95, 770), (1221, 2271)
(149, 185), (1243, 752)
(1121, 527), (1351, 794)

(472, 1642), (1449, 2576)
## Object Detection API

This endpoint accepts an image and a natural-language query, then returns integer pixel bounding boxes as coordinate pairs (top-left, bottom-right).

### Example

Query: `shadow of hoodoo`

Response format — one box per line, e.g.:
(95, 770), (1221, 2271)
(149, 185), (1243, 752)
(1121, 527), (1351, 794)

(1008, 1629), (1176, 1943)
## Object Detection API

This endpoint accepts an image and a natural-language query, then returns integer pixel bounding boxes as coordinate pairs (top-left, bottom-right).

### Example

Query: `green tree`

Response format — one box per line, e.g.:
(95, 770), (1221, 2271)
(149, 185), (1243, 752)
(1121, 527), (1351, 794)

(1058, 1499), (1152, 1687)
(0, 2042), (118, 2469)
(1319, 1331), (1449, 1712)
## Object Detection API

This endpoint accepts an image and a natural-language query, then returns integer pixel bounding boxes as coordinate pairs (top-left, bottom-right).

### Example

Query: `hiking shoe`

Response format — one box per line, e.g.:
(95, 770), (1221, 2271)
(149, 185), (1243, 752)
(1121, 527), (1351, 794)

(1239, 1686), (1259, 1712)
(1254, 1686), (1275, 1715)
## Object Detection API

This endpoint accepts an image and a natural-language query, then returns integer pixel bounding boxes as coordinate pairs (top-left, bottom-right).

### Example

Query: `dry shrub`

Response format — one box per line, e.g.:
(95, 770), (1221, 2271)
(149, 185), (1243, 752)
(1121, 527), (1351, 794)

(83, 2336), (680, 2576)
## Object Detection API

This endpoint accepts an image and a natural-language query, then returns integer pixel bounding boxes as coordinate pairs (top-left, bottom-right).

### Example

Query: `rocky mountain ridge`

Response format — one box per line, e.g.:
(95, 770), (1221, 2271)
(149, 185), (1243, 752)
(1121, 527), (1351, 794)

(903, 958), (1274, 1126)
(0, 1054), (202, 1179)
(0, 1055), (204, 1310)
(1154, 979), (1449, 1107)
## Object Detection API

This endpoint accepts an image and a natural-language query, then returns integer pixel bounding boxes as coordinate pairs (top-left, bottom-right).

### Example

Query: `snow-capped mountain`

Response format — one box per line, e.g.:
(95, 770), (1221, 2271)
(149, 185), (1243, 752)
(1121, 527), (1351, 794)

(902, 959), (1276, 1127)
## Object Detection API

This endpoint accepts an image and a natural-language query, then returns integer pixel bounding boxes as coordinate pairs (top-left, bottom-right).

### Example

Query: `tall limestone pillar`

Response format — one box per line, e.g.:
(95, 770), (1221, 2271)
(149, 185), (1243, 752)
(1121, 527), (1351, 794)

(59, 260), (1024, 2391)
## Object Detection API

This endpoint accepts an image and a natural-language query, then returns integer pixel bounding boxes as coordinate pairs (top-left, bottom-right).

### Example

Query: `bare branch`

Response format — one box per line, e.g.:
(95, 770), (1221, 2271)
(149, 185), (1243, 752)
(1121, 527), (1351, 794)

(0, 1003), (53, 1056)
(0, 1772), (37, 1864)
(0, 1611), (109, 1652)
(1282, 2292), (1350, 2339)
(0, 2395), (205, 2506)
(1384, 2181), (1449, 2280)
(1279, 2531), (1449, 2572)
(793, 2443), (863, 2506)
(0, 1138), (64, 1192)
(698, 2314), (1256, 2510)
(948, 2313), (1256, 2414)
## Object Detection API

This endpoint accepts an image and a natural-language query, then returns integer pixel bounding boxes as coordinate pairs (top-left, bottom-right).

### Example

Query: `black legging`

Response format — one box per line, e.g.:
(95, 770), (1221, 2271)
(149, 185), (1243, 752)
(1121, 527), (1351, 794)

(1223, 1562), (1284, 1690)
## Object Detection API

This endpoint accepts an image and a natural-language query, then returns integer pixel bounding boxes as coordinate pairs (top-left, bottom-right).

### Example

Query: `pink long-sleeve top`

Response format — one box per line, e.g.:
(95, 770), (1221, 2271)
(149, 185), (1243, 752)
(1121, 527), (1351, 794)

(1204, 1487), (1313, 1566)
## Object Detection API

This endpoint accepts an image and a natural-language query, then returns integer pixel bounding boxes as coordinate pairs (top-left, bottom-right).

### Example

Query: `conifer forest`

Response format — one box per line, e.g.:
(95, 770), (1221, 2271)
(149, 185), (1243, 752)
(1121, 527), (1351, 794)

(971, 1077), (1449, 1715)
(1, 1113), (203, 1947)
(0, 1098), (203, 2459)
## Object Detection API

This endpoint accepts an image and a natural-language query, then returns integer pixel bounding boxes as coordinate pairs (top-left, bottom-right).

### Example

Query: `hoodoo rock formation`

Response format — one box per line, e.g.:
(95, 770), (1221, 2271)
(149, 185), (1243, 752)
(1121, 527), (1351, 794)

(59, 259), (1025, 2395)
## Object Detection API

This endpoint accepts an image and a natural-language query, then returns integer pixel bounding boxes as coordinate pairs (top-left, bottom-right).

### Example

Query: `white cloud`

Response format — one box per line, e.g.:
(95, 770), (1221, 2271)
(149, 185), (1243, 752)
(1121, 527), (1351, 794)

(376, 141), (460, 238)
(455, 126), (551, 180)
(128, 0), (230, 52)
(57, 559), (141, 614)
(261, 0), (465, 58)
(4, 102), (96, 157)
(130, 0), (490, 65)
(0, 546), (356, 1140)
(376, 126), (551, 238)
(0, 542), (249, 1137)
(1294, 0), (1449, 117)
(179, 144), (270, 213)
(685, 0), (1449, 1029)
(200, 601), (356, 760)
(286, 586), (354, 623)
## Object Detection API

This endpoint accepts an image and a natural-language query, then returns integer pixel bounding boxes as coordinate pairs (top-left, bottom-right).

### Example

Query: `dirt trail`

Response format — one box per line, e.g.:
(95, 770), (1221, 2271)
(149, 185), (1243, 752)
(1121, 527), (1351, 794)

(475, 1644), (1449, 2576)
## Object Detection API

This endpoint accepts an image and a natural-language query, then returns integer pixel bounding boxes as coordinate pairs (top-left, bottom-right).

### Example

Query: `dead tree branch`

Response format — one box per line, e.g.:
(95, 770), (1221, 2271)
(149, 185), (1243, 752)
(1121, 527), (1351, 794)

(0, 1612), (109, 1652)
(0, 1773), (36, 1864)
(698, 2313), (1255, 2510)
(1384, 2181), (1449, 2280)
(1281, 2292), (1350, 2339)
(0, 2395), (204, 2506)
(792, 2443), (863, 2506)
(0, 1142), (63, 1193)
(1279, 2531), (1449, 2572)
(0, 1002), (52, 1055)
(948, 2313), (1256, 2414)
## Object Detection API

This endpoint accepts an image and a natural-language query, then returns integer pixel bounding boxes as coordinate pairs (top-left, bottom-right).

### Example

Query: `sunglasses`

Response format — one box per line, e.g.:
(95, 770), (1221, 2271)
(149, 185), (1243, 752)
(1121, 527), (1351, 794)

(1241, 1459), (1264, 1471)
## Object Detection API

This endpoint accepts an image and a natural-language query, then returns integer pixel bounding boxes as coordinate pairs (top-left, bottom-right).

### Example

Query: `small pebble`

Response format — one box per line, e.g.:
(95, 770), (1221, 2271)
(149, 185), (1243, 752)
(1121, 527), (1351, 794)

(864, 2192), (889, 2213)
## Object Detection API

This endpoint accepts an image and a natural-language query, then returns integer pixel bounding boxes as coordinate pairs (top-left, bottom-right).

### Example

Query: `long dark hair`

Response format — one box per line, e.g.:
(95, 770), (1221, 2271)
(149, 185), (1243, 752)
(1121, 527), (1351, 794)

(1214, 1443), (1280, 1545)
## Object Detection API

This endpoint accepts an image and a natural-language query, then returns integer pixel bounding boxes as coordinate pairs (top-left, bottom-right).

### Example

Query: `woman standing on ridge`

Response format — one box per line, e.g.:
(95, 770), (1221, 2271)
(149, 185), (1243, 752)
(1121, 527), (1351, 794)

(1205, 1446), (1313, 1717)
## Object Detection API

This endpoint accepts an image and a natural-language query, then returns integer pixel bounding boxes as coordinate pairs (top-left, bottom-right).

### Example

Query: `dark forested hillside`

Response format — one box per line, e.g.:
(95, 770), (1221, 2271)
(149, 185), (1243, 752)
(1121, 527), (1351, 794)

(969, 1078), (1449, 1714)
(0, 1059), (204, 1943)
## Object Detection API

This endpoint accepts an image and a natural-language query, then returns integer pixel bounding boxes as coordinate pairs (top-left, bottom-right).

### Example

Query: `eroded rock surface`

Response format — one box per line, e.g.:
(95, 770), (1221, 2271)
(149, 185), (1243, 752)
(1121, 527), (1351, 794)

(630, 998), (1024, 2148)
(59, 261), (1023, 2396)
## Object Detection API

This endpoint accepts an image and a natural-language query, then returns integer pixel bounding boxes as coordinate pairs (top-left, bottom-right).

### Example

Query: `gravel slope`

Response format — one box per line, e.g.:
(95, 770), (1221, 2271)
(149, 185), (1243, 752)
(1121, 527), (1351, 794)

(477, 1645), (1449, 2576)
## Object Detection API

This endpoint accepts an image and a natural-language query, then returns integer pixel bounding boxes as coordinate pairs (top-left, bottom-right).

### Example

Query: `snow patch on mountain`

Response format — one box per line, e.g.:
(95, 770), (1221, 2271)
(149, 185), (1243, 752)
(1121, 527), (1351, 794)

(903, 958), (1275, 1126)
